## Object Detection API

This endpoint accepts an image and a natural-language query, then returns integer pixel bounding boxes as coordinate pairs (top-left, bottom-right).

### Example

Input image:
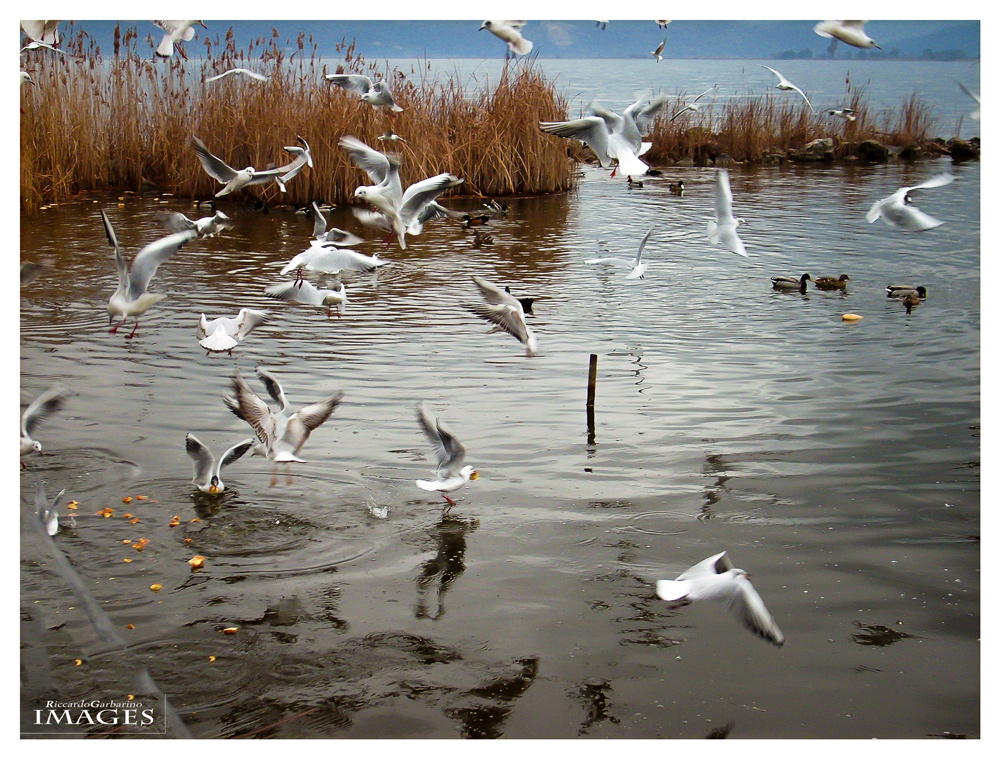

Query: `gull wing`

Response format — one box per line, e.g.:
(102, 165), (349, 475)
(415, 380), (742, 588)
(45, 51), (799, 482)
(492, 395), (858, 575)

(255, 367), (289, 412)
(160, 211), (197, 234)
(633, 93), (671, 134)
(471, 275), (520, 309)
(185, 433), (216, 484)
(539, 117), (612, 168)
(724, 574), (785, 646)
(230, 371), (278, 448)
(128, 229), (197, 296)
(339, 135), (395, 187)
(283, 392), (343, 456)
(400, 174), (465, 225)
(192, 137), (239, 184)
(714, 169), (736, 223)
(865, 198), (885, 223)
(466, 303), (534, 352)
(635, 227), (655, 263)
(220, 438), (255, 469)
(678, 551), (733, 579)
(325, 74), (374, 95)
(760, 64), (783, 81)
(234, 308), (268, 338)
(311, 201), (328, 238)
(100, 210), (130, 294)
(905, 173), (955, 194)
(22, 385), (68, 439)
(417, 403), (466, 474)
(789, 83), (814, 112)
(958, 82), (980, 105)
(584, 257), (634, 268)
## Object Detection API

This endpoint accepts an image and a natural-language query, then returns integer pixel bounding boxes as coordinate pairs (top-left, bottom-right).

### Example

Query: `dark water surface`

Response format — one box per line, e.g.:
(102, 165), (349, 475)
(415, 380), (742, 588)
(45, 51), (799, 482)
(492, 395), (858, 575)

(20, 158), (979, 738)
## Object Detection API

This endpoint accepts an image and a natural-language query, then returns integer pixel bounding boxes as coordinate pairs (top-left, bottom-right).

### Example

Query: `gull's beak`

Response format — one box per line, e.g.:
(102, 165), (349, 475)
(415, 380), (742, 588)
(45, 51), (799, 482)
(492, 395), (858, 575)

(479, 23), (487, 31)
(469, 471), (479, 480)
(873, 43), (881, 50)
(198, 21), (208, 29)
(209, 485), (220, 495)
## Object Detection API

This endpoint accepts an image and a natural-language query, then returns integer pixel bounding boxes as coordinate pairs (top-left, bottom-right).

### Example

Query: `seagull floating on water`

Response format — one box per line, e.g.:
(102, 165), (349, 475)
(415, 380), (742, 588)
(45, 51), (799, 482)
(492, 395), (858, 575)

(760, 65), (814, 113)
(585, 227), (654, 280)
(185, 433), (255, 494)
(102, 209), (197, 338)
(866, 173), (955, 232)
(197, 309), (268, 354)
(708, 169), (749, 257)
(153, 21), (206, 58)
(326, 74), (403, 111)
(205, 68), (268, 83)
(651, 39), (666, 62)
(415, 403), (478, 510)
(656, 551), (785, 646)
(20, 384), (69, 464)
(479, 20), (533, 57)
(465, 275), (538, 356)
(814, 20), (879, 50)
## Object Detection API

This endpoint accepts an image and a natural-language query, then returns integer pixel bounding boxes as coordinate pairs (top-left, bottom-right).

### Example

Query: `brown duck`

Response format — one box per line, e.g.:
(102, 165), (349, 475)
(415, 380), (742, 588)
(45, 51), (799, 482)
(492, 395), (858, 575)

(814, 274), (850, 290)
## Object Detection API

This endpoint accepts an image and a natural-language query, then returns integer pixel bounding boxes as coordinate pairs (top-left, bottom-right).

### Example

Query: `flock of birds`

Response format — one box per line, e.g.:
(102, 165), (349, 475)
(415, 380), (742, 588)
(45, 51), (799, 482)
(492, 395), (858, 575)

(19, 18), (971, 648)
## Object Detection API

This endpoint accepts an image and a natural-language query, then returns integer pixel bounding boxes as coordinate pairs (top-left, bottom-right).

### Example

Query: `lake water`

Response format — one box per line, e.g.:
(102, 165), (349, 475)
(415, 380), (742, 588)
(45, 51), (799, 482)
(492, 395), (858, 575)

(19, 59), (979, 739)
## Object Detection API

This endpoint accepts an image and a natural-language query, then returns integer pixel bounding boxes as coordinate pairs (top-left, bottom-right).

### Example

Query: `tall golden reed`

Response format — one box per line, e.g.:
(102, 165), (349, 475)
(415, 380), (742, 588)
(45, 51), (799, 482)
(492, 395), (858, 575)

(19, 24), (572, 214)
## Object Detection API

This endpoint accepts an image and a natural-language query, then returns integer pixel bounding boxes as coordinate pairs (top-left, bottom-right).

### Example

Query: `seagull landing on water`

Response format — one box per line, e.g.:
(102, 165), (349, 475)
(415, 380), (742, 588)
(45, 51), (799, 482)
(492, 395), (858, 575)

(708, 169), (749, 257)
(465, 275), (539, 356)
(153, 21), (206, 58)
(101, 210), (198, 339)
(650, 39), (666, 62)
(585, 227), (655, 280)
(760, 65), (814, 113)
(185, 434), (255, 495)
(197, 309), (268, 354)
(20, 384), (69, 464)
(866, 173), (955, 232)
(814, 20), (879, 51)
(656, 551), (785, 646)
(480, 20), (533, 57)
(205, 68), (268, 83)
(415, 403), (478, 510)
(326, 74), (403, 111)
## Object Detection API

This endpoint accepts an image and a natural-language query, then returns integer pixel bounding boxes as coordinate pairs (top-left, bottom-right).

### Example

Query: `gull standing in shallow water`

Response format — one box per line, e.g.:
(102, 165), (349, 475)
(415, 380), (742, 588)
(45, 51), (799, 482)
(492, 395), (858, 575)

(465, 275), (538, 356)
(185, 434), (255, 494)
(326, 74), (403, 111)
(226, 369), (343, 485)
(21, 384), (69, 464)
(479, 21), (533, 57)
(866, 173), (955, 231)
(585, 227), (654, 280)
(197, 309), (268, 354)
(760, 65), (814, 113)
(415, 403), (478, 510)
(656, 551), (785, 646)
(708, 169), (749, 257)
(102, 210), (198, 338)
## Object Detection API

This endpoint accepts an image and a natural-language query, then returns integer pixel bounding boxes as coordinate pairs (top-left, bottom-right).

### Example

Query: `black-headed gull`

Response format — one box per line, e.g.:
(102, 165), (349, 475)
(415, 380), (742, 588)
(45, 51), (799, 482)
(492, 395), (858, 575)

(192, 136), (309, 197)
(185, 434), (254, 494)
(539, 116), (614, 168)
(35, 483), (65, 537)
(827, 107), (857, 122)
(226, 369), (343, 479)
(585, 227), (654, 280)
(708, 169), (749, 257)
(771, 273), (812, 292)
(670, 86), (718, 122)
(650, 39), (666, 62)
(479, 20), (533, 57)
(309, 201), (364, 246)
(415, 403), (478, 509)
(102, 210), (197, 338)
(160, 209), (233, 238)
(197, 309), (268, 354)
(591, 95), (669, 176)
(866, 173), (955, 231)
(325, 74), (403, 111)
(20, 384), (69, 462)
(466, 275), (538, 356)
(265, 279), (348, 317)
(280, 246), (386, 279)
(760, 65), (814, 113)
(656, 551), (785, 646)
(153, 20), (206, 58)
(205, 68), (268, 83)
(814, 20), (879, 50)
(339, 135), (463, 249)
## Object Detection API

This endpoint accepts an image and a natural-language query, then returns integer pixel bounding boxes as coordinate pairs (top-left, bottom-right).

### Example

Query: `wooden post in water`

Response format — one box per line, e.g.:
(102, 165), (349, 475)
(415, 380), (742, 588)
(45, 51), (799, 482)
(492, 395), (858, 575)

(586, 353), (597, 444)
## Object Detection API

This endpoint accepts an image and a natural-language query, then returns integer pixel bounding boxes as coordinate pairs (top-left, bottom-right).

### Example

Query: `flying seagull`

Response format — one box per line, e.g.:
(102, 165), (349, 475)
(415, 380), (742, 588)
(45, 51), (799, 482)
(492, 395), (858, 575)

(866, 173), (955, 232)
(760, 65), (814, 113)
(415, 403), (478, 509)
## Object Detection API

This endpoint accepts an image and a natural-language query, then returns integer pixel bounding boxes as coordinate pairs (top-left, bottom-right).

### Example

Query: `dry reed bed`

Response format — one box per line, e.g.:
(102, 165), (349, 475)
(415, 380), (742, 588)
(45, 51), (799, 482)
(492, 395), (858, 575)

(20, 25), (943, 214)
(19, 27), (571, 214)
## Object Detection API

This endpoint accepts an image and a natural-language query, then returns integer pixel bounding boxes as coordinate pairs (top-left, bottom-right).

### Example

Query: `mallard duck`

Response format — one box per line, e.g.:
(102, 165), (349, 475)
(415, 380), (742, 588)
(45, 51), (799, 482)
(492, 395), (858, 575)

(668, 180), (685, 195)
(886, 285), (927, 299)
(771, 273), (812, 292)
(472, 229), (494, 248)
(814, 274), (851, 290)
(627, 176), (644, 189)
(463, 213), (491, 227)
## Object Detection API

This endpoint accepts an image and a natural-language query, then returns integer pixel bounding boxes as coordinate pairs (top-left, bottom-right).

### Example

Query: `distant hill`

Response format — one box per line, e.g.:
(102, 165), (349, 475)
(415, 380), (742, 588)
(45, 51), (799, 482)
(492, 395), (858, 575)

(53, 20), (980, 61)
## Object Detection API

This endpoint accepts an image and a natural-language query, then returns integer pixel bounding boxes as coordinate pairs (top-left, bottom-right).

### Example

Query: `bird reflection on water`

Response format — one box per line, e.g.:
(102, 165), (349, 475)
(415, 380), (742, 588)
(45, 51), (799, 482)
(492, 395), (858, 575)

(415, 515), (478, 620)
